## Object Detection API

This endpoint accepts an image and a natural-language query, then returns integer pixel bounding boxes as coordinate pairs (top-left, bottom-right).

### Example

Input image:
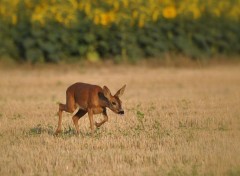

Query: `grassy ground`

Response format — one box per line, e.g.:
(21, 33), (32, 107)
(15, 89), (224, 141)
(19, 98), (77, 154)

(0, 64), (240, 175)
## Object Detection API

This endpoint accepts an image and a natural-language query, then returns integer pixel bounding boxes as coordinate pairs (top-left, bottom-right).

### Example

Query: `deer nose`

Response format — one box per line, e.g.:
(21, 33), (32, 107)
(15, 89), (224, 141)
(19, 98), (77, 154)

(118, 110), (124, 115)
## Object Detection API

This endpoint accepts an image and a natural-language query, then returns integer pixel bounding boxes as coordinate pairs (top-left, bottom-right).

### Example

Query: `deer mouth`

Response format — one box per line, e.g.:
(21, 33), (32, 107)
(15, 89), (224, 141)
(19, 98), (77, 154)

(118, 110), (124, 115)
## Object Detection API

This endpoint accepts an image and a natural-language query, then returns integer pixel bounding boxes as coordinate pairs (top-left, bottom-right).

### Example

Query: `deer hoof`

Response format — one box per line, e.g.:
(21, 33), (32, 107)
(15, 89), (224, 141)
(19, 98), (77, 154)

(55, 129), (62, 135)
(95, 122), (101, 128)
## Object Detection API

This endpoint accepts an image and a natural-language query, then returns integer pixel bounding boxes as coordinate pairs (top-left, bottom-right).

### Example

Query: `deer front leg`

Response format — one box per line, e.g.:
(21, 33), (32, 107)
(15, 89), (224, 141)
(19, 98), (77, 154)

(95, 108), (108, 128)
(72, 110), (87, 134)
(88, 108), (94, 134)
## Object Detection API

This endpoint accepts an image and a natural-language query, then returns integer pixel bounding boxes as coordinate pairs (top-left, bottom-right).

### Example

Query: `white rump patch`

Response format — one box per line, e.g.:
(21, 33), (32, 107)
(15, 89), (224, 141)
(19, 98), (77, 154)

(72, 104), (80, 115)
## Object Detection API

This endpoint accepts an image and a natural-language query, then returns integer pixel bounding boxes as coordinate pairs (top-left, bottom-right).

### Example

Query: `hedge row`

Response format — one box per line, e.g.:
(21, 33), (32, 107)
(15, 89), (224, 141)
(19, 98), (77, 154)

(0, 2), (240, 63)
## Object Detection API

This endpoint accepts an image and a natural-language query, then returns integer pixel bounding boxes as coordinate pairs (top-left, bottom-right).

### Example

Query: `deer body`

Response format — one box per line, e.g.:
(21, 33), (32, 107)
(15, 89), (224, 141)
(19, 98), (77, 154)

(55, 82), (126, 135)
(68, 83), (106, 113)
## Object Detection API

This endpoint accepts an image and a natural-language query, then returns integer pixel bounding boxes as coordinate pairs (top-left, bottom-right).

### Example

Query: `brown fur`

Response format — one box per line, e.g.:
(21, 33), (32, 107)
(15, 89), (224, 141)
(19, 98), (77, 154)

(55, 82), (126, 135)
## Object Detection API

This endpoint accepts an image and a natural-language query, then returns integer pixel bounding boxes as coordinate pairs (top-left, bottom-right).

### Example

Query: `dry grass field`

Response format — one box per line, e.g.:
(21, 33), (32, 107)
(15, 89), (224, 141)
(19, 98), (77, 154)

(0, 64), (240, 176)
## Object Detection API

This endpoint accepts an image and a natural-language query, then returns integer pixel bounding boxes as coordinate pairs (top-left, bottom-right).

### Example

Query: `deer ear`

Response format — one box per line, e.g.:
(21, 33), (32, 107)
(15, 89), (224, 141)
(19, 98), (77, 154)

(115, 84), (126, 97)
(103, 86), (112, 100)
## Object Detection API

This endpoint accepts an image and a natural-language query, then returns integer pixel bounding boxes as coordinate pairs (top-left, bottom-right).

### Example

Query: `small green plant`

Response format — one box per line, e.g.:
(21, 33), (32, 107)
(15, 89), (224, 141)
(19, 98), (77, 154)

(62, 125), (76, 136)
(147, 103), (156, 113)
(55, 80), (63, 86)
(11, 113), (24, 120)
(177, 99), (191, 110)
(227, 168), (240, 176)
(27, 124), (54, 136)
(167, 166), (188, 176)
(191, 165), (199, 176)
(28, 124), (43, 135)
(178, 120), (187, 129)
(136, 110), (145, 130)
(217, 122), (229, 131)
(93, 128), (104, 139)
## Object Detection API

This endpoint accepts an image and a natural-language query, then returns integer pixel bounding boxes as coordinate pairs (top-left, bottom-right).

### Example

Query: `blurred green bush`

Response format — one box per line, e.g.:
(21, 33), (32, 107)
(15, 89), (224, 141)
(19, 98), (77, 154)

(0, 0), (240, 63)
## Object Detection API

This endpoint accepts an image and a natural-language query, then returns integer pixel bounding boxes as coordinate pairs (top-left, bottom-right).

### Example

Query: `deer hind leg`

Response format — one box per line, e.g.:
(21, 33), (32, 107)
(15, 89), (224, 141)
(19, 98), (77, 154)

(55, 103), (67, 135)
(72, 110), (87, 134)
(66, 91), (77, 113)
(55, 91), (77, 135)
(95, 108), (108, 128)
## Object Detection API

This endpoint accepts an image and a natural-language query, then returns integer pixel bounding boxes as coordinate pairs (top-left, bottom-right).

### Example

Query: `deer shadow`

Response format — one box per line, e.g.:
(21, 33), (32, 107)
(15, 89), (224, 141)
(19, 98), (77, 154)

(28, 124), (75, 137)
(27, 124), (97, 138)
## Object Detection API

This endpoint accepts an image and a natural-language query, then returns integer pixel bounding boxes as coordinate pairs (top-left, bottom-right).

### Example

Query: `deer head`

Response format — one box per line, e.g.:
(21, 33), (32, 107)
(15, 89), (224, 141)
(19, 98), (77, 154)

(103, 85), (126, 115)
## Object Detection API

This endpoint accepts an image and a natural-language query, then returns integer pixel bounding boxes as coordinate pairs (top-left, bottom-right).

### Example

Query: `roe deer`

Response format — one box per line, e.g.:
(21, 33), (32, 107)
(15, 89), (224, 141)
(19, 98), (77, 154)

(55, 83), (126, 135)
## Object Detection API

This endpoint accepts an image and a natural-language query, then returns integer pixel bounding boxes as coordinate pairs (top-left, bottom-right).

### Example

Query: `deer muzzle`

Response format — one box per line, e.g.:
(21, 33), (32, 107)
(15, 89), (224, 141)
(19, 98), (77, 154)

(118, 110), (124, 115)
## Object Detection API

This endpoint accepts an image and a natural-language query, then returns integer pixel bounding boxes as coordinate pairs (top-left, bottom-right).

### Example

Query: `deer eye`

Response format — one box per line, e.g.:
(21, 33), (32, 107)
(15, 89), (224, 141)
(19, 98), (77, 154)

(112, 102), (116, 105)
